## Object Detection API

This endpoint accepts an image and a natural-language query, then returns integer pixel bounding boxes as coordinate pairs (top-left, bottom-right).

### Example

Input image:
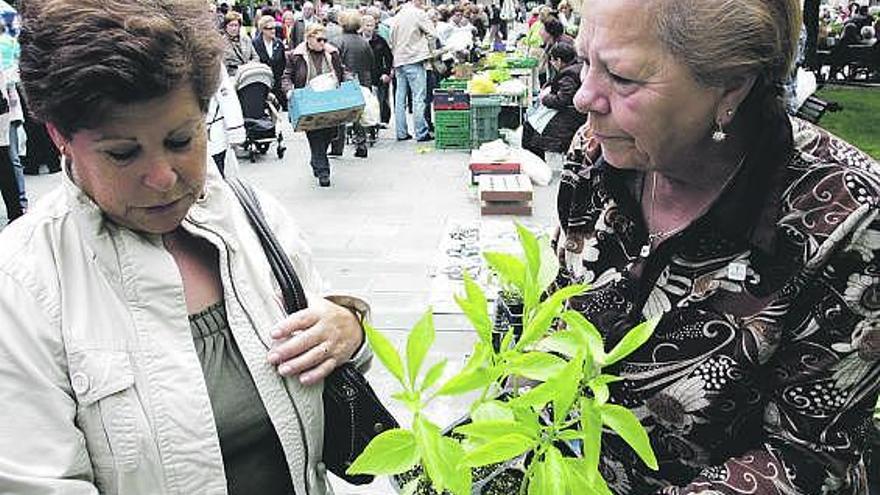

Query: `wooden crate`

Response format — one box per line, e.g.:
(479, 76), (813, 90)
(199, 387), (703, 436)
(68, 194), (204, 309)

(478, 174), (533, 215)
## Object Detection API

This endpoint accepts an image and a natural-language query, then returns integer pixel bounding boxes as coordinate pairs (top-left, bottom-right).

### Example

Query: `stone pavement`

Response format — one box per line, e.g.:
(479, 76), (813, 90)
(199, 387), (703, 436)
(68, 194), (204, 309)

(6, 119), (562, 494)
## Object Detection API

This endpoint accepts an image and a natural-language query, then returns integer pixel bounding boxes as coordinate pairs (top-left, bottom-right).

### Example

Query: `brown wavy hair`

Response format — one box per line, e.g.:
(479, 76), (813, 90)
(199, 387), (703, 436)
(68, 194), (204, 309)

(19, 0), (224, 137)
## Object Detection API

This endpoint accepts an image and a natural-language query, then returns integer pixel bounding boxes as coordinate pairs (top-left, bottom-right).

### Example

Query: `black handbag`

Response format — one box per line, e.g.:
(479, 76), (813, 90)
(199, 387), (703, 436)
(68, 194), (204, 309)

(228, 178), (398, 485)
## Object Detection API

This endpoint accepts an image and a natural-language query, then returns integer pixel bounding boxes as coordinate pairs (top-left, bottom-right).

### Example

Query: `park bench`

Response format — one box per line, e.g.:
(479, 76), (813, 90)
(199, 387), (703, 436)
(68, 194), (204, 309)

(795, 94), (842, 124)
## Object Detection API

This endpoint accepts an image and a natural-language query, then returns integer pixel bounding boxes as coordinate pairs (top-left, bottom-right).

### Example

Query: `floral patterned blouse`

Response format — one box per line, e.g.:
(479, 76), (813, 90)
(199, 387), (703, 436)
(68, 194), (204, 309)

(555, 117), (879, 494)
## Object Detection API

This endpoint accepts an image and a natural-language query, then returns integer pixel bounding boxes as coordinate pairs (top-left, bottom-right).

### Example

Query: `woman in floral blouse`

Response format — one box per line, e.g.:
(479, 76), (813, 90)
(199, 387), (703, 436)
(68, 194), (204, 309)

(556, 0), (879, 493)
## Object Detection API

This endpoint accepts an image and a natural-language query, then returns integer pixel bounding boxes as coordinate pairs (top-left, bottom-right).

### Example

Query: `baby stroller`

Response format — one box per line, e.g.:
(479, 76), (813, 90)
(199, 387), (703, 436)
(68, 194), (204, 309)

(235, 62), (286, 162)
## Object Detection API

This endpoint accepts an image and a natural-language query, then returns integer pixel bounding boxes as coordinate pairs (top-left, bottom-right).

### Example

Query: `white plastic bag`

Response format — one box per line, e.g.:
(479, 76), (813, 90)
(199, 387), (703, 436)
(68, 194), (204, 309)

(359, 86), (380, 127)
(307, 72), (339, 92)
(517, 148), (552, 186)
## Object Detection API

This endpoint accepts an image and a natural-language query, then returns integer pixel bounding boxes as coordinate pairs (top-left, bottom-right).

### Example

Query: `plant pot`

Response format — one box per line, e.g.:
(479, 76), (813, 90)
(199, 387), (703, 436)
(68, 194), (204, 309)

(492, 296), (523, 352)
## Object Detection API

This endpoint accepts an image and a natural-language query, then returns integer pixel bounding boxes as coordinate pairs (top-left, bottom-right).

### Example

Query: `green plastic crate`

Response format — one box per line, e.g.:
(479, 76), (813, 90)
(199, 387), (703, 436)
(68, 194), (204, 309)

(469, 96), (502, 148)
(434, 110), (470, 126)
(439, 78), (469, 90)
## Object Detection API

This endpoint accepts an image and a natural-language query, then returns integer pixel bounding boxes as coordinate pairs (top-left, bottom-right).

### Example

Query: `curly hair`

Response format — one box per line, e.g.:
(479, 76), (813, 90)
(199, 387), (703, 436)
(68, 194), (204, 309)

(19, 0), (224, 137)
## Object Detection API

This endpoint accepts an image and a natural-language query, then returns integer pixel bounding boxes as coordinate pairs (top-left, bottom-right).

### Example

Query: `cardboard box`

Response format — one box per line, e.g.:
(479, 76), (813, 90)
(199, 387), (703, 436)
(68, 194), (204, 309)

(289, 80), (365, 132)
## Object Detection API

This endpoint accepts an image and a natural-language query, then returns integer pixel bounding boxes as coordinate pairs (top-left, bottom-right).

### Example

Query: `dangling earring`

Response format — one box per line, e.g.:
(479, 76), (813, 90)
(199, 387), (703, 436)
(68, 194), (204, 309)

(712, 109), (733, 143)
(712, 121), (726, 143)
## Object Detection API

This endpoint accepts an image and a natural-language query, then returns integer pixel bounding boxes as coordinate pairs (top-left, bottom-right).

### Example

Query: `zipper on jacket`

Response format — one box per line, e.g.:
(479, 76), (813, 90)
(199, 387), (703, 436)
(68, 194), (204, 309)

(185, 220), (312, 495)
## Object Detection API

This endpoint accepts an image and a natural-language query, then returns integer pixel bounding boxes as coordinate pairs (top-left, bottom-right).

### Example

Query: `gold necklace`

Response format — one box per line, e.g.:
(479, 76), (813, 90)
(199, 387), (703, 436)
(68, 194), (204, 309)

(641, 155), (746, 257)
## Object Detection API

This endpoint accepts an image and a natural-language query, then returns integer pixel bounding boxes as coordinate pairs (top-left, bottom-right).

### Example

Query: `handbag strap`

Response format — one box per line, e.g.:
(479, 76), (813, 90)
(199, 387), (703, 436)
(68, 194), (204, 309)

(227, 178), (308, 314)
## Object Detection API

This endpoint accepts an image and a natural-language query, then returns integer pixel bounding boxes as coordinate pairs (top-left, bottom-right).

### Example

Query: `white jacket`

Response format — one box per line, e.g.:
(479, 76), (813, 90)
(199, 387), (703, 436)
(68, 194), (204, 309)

(207, 65), (246, 157)
(0, 165), (367, 494)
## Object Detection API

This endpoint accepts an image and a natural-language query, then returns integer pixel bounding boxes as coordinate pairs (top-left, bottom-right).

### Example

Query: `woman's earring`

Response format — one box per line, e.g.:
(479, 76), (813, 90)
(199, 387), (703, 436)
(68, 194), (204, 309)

(712, 121), (727, 143)
(712, 109), (733, 143)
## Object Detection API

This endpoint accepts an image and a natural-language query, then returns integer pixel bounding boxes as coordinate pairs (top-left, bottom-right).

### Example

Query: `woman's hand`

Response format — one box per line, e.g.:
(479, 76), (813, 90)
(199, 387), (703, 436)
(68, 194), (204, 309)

(267, 297), (364, 385)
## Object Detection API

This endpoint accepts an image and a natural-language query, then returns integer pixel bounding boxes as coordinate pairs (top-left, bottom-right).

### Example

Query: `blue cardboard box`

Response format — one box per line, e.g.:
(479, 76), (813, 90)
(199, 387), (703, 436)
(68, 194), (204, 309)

(289, 80), (365, 132)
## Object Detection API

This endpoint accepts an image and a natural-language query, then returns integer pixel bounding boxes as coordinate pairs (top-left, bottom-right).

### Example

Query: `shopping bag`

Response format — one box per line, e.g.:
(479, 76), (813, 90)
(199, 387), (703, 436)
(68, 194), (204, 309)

(359, 86), (380, 127)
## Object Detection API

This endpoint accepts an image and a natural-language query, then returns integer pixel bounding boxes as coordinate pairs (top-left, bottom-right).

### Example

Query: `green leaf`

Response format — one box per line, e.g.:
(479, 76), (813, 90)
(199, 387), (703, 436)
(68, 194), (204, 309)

(484, 251), (526, 295)
(406, 309), (436, 388)
(580, 398), (603, 478)
(454, 420), (538, 443)
(420, 359), (448, 392)
(551, 353), (583, 419)
(472, 400), (515, 422)
(346, 428), (419, 475)
(454, 274), (493, 345)
(563, 458), (592, 493)
(587, 374), (621, 405)
(505, 351), (568, 381)
(536, 329), (584, 358)
(527, 457), (547, 495)
(509, 379), (557, 410)
(604, 317), (659, 366)
(414, 416), (466, 494)
(462, 341), (492, 373)
(536, 234), (561, 294)
(517, 284), (587, 350)
(560, 310), (604, 364)
(438, 436), (471, 495)
(391, 390), (421, 413)
(364, 322), (406, 387)
(556, 430), (582, 442)
(516, 222), (541, 282)
(436, 368), (494, 396)
(564, 458), (610, 494)
(543, 446), (567, 495)
(461, 433), (535, 467)
(600, 403), (658, 470)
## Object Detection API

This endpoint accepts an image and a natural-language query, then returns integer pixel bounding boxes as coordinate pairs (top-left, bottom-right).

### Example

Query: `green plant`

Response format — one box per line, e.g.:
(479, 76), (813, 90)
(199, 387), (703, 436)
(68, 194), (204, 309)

(346, 224), (659, 494)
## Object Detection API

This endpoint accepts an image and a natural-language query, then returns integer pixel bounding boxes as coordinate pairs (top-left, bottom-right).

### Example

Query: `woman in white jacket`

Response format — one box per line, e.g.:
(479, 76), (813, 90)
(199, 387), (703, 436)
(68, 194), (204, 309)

(206, 63), (246, 177)
(0, 1), (369, 494)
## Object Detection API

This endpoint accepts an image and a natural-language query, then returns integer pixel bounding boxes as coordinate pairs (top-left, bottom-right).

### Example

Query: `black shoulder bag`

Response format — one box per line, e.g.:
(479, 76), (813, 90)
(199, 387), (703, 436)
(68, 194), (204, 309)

(228, 178), (398, 485)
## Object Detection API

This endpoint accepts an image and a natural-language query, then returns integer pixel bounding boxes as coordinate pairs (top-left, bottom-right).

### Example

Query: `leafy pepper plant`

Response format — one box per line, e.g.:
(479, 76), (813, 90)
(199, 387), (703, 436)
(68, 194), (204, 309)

(346, 223), (659, 494)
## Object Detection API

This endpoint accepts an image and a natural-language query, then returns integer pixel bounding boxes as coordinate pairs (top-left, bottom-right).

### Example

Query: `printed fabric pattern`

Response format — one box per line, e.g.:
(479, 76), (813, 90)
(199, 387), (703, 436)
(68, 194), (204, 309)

(555, 117), (880, 494)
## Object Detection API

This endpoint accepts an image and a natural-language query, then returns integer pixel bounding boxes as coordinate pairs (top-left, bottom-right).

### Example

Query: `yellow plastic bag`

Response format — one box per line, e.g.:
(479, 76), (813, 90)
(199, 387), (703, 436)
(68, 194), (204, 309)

(468, 74), (497, 95)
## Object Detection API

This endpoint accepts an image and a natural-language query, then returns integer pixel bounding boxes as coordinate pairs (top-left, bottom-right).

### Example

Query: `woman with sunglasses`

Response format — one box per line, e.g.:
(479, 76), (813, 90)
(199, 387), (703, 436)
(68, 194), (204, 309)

(282, 23), (344, 187)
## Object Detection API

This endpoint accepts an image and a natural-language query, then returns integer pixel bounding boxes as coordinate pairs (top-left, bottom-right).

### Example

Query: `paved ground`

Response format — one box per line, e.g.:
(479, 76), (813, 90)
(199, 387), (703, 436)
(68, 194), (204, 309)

(6, 118), (561, 494)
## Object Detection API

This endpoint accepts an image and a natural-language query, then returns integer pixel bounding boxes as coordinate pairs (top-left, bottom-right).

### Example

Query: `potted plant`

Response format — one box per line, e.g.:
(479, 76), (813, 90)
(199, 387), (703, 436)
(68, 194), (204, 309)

(346, 223), (659, 494)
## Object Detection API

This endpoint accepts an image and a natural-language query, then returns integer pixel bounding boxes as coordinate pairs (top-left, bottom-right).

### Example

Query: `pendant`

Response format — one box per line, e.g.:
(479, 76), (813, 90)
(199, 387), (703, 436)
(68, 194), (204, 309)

(640, 244), (651, 258)
(727, 262), (747, 281)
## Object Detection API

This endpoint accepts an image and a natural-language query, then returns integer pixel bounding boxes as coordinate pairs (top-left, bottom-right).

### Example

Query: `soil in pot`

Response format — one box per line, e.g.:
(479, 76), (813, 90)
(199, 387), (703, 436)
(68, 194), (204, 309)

(479, 468), (525, 494)
(393, 463), (504, 495)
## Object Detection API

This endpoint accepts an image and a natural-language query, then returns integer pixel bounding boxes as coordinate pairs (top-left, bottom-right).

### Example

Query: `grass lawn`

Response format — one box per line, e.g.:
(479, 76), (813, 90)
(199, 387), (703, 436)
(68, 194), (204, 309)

(815, 85), (880, 160)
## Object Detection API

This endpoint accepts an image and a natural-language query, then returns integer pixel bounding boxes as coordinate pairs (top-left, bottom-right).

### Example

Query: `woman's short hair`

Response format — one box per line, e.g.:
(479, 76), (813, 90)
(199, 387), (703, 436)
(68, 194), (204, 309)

(549, 42), (577, 64)
(304, 22), (325, 38)
(224, 11), (242, 26)
(339, 10), (362, 33)
(258, 14), (276, 31)
(650, 0), (801, 89)
(19, 0), (223, 137)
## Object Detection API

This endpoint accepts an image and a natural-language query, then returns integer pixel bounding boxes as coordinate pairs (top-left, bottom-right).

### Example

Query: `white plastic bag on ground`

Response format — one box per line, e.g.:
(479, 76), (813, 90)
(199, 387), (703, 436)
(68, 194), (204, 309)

(359, 86), (380, 127)
(517, 148), (552, 186)
(477, 139), (513, 162)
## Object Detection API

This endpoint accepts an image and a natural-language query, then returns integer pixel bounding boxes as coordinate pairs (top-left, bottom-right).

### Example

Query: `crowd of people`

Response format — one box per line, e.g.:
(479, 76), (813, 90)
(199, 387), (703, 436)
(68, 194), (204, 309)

(200, 0), (584, 186)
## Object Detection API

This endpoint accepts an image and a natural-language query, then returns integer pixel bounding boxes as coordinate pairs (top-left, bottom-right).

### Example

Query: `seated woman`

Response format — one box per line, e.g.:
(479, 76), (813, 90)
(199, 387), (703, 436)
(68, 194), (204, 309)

(0, 1), (368, 493)
(556, 0), (879, 493)
(522, 42), (587, 161)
